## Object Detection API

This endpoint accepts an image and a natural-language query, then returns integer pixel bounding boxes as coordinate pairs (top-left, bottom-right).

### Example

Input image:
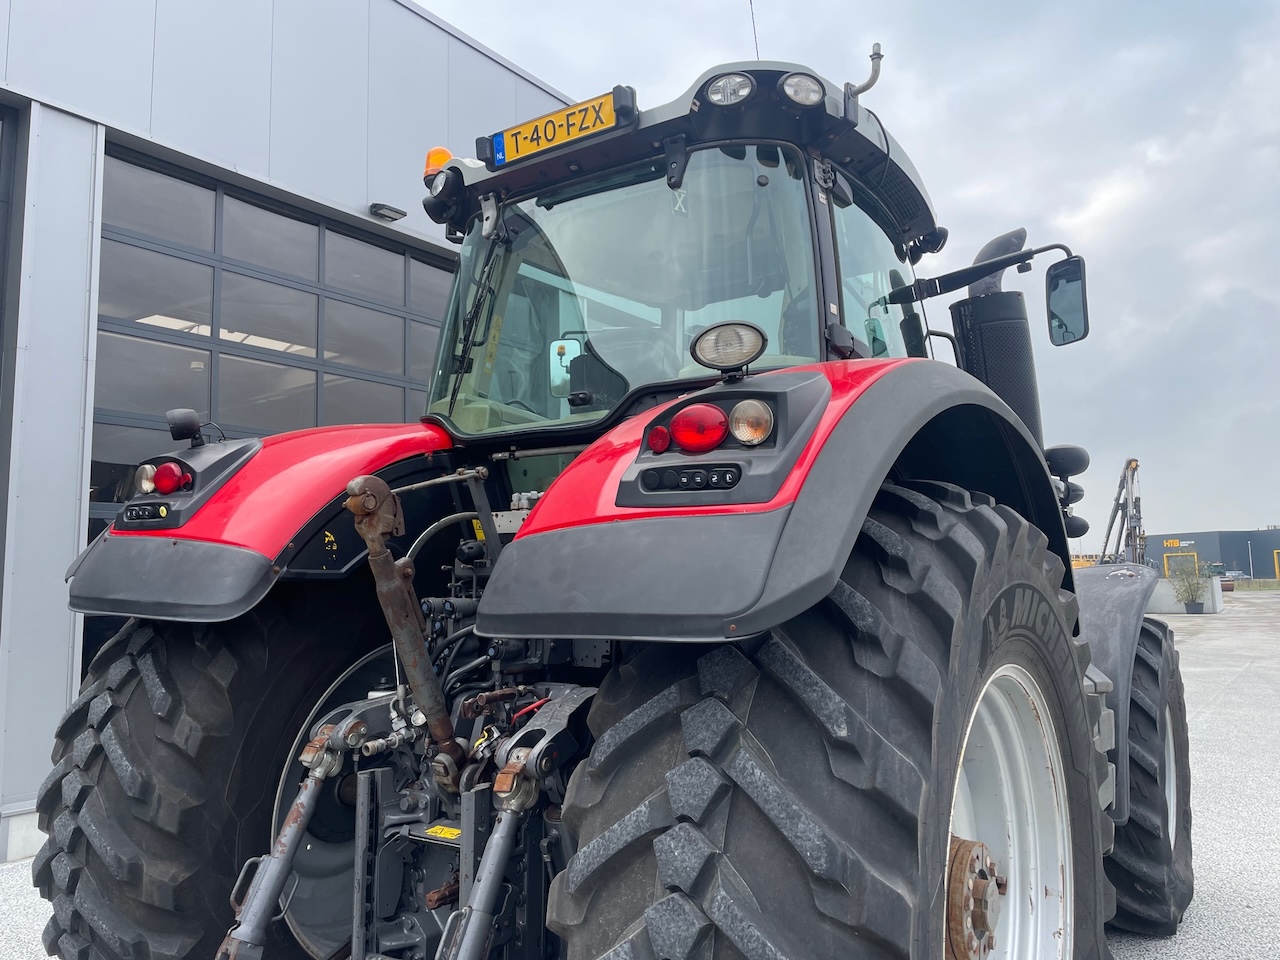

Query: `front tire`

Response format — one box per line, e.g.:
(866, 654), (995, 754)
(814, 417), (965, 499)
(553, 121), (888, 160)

(547, 481), (1114, 959)
(1105, 618), (1194, 935)
(32, 580), (389, 960)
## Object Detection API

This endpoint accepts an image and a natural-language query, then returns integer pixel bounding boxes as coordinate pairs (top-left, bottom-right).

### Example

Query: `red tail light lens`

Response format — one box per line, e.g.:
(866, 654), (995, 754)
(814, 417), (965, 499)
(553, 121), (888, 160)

(152, 461), (191, 495)
(669, 403), (728, 453)
(646, 425), (672, 453)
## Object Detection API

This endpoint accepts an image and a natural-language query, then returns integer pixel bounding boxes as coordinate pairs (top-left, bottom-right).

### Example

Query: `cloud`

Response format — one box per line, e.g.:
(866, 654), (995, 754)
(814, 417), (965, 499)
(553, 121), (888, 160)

(417, 0), (1280, 539)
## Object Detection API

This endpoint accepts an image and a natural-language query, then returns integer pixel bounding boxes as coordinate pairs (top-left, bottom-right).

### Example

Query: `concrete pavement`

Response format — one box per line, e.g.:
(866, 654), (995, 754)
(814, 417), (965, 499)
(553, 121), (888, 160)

(2, 592), (1278, 958)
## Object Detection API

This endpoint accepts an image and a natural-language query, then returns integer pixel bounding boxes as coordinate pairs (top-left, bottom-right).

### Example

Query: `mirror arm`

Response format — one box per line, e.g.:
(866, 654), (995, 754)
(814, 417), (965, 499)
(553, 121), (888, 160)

(889, 242), (1075, 305)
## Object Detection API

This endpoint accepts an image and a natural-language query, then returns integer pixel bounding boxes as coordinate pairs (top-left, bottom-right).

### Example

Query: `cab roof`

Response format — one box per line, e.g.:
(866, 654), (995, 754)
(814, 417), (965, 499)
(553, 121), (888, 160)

(441, 61), (939, 248)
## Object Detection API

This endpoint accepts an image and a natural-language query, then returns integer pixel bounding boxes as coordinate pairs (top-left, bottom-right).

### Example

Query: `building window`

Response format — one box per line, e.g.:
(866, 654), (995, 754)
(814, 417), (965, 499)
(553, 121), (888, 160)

(89, 151), (455, 530)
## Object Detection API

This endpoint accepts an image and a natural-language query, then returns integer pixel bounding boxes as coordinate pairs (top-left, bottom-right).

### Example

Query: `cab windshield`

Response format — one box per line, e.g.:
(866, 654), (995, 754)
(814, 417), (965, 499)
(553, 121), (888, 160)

(429, 143), (819, 436)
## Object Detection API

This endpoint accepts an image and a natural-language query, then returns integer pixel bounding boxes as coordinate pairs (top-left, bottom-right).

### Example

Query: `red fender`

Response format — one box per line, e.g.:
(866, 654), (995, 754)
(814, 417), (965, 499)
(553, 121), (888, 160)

(519, 358), (914, 538)
(111, 422), (452, 558)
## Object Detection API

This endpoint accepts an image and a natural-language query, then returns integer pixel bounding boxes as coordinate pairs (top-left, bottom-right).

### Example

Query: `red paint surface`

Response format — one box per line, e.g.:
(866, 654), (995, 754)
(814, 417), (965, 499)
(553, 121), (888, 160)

(110, 422), (452, 558)
(519, 358), (916, 538)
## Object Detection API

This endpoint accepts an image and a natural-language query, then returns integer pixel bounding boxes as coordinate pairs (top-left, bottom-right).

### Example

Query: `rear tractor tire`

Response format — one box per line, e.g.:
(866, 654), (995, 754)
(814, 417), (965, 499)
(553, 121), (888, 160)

(1105, 617), (1194, 935)
(548, 481), (1115, 960)
(32, 583), (391, 960)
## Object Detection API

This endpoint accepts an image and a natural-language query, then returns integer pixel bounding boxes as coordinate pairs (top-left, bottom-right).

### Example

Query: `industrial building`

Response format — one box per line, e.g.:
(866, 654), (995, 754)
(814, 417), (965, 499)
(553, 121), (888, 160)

(1146, 528), (1280, 580)
(0, 0), (566, 860)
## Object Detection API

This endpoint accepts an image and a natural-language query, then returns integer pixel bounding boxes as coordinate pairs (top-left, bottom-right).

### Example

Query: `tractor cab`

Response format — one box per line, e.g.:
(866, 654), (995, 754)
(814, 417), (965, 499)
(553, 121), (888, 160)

(421, 58), (1089, 461)
(421, 61), (940, 442)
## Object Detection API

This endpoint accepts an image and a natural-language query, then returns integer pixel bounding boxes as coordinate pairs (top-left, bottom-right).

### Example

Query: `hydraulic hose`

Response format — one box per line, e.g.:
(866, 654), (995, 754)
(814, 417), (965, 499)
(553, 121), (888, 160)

(409, 511), (479, 562)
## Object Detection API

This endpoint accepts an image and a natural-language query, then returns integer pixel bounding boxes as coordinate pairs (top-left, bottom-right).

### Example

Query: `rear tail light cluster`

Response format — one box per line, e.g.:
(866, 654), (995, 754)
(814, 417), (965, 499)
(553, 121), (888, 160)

(135, 461), (192, 496)
(668, 404), (727, 453)
(648, 400), (774, 454)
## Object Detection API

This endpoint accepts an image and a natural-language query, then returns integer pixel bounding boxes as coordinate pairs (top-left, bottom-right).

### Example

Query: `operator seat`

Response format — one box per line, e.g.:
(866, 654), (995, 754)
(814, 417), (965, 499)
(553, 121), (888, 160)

(780, 291), (819, 358)
(567, 328), (681, 411)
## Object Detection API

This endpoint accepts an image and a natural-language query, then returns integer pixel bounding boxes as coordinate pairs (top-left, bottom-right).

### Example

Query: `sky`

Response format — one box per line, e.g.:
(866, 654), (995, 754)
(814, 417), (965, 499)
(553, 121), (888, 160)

(420, 0), (1279, 544)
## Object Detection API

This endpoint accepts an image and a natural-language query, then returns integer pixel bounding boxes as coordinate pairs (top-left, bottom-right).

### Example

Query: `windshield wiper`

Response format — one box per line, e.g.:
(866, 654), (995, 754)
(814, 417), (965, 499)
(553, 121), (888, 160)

(447, 232), (507, 416)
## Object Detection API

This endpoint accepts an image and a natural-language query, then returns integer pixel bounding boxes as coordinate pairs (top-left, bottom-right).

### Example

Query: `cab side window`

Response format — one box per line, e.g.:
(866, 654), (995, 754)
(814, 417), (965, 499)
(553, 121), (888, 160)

(832, 188), (916, 358)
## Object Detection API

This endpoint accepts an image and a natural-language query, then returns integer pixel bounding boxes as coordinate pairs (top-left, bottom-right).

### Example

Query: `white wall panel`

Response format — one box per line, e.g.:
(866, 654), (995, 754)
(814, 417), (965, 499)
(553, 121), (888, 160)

(7, 0), (155, 133)
(0, 0), (11, 82)
(152, 0), (273, 177)
(515, 79), (566, 128)
(269, 0), (370, 207)
(0, 106), (101, 824)
(367, 0), (449, 235)
(446, 37), (516, 162)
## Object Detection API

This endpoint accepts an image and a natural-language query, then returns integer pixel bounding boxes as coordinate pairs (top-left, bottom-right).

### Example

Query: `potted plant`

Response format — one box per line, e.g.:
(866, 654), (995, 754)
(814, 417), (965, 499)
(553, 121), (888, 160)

(1170, 563), (1207, 613)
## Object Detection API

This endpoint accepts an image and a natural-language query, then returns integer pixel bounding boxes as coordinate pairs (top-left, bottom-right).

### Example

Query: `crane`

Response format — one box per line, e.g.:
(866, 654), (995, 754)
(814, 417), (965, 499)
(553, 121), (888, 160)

(1099, 457), (1145, 564)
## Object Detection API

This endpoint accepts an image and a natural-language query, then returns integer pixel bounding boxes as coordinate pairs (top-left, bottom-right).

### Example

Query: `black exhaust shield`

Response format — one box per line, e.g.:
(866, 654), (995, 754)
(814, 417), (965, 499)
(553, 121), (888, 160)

(949, 290), (1044, 447)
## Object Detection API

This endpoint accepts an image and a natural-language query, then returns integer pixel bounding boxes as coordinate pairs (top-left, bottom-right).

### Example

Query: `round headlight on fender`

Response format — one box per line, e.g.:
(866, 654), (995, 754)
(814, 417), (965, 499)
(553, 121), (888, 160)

(690, 322), (768, 373)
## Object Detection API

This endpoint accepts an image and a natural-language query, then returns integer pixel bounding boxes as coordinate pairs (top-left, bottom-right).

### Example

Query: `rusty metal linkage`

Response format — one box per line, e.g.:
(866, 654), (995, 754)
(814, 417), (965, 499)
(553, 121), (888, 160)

(346, 474), (465, 777)
(425, 879), (460, 911)
(459, 685), (534, 720)
(217, 720), (368, 960)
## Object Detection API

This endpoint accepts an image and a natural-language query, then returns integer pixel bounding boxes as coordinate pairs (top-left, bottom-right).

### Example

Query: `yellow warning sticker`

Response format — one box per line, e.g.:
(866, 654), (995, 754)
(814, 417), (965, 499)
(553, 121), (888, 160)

(425, 824), (462, 841)
(472, 519), (486, 541)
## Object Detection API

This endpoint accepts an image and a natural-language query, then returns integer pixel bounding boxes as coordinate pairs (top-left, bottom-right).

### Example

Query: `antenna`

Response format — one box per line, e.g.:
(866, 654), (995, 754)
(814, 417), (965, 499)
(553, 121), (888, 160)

(748, 0), (760, 59)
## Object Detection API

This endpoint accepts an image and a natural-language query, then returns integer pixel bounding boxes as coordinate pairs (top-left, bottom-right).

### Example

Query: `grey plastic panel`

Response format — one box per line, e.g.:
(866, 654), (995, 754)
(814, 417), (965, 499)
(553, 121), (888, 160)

(68, 533), (277, 622)
(1073, 563), (1162, 825)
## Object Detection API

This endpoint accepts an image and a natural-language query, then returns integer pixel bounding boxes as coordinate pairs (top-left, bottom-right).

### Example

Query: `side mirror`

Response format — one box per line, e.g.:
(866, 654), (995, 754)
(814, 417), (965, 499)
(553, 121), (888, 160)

(549, 339), (581, 398)
(166, 408), (204, 447)
(1045, 256), (1089, 345)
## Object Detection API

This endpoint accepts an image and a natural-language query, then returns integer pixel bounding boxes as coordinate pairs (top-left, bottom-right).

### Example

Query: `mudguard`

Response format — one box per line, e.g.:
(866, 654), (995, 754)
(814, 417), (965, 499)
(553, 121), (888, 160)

(68, 422), (452, 621)
(477, 360), (1069, 642)
(1072, 562), (1163, 825)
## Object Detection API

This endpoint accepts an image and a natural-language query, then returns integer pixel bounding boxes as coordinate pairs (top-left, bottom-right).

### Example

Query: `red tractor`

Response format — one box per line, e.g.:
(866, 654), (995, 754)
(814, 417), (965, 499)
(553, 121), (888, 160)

(37, 52), (1192, 960)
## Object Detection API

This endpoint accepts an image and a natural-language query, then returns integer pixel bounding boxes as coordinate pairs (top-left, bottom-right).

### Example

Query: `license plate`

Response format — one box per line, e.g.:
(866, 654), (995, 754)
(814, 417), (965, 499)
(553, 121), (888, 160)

(491, 92), (617, 166)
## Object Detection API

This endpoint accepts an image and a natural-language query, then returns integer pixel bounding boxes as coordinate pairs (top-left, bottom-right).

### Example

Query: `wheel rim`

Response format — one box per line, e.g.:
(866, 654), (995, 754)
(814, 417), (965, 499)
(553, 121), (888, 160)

(272, 643), (397, 959)
(948, 663), (1073, 959)
(1164, 706), (1178, 851)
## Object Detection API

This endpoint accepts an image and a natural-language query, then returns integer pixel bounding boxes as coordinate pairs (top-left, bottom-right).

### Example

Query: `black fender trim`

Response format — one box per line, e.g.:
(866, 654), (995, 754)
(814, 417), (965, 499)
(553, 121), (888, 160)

(478, 362), (1066, 642)
(68, 534), (276, 622)
(476, 506), (792, 642)
(1072, 562), (1162, 825)
(732, 362), (1069, 638)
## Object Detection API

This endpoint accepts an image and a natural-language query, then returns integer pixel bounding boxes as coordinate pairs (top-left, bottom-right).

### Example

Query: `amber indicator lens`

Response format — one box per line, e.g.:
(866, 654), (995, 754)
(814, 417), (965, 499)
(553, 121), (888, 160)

(729, 399), (774, 445)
